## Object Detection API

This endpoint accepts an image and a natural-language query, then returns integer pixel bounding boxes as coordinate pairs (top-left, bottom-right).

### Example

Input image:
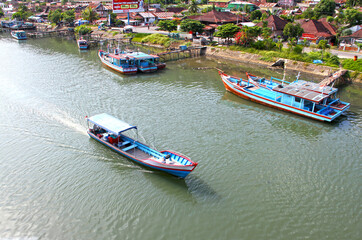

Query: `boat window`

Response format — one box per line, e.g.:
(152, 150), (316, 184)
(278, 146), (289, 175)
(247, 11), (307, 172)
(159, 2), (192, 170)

(295, 97), (301, 103)
(120, 60), (127, 65)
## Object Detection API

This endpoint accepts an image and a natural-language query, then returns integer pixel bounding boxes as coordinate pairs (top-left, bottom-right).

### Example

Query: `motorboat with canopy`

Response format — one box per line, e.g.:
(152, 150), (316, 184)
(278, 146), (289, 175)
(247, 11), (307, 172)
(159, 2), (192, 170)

(87, 113), (197, 178)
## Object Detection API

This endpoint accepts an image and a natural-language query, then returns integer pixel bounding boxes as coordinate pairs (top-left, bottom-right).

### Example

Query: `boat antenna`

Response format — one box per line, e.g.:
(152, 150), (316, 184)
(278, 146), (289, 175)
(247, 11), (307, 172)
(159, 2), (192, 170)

(296, 72), (300, 82)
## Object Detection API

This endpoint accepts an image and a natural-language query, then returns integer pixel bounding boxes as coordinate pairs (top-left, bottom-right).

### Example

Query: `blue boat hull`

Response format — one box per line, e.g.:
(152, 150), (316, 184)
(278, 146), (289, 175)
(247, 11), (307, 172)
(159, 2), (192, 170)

(88, 131), (196, 178)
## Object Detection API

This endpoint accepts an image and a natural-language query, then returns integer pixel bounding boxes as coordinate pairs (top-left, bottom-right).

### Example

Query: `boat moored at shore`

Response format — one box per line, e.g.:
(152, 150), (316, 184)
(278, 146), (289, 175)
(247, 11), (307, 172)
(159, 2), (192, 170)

(87, 113), (198, 178)
(98, 50), (138, 75)
(219, 71), (350, 122)
(11, 30), (27, 40)
(77, 38), (89, 49)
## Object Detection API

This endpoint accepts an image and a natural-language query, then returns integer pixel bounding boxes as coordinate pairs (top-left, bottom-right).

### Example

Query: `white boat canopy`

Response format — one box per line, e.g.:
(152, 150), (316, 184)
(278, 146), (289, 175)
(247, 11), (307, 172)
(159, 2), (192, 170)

(87, 113), (137, 135)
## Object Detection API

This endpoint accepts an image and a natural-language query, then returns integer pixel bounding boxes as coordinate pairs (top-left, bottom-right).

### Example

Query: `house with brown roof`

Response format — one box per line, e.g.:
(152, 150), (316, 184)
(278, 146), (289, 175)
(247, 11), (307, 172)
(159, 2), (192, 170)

(256, 15), (288, 37)
(187, 10), (238, 25)
(299, 19), (337, 43)
(258, 3), (281, 13)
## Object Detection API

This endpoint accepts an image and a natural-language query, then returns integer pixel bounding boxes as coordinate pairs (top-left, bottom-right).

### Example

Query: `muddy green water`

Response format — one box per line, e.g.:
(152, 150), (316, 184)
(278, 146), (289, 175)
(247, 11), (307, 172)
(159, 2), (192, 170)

(0, 36), (361, 240)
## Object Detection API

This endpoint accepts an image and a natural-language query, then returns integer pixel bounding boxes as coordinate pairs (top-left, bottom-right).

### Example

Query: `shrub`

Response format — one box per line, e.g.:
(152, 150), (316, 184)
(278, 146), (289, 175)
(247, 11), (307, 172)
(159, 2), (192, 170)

(74, 25), (92, 35)
(342, 59), (362, 72)
(141, 33), (171, 47)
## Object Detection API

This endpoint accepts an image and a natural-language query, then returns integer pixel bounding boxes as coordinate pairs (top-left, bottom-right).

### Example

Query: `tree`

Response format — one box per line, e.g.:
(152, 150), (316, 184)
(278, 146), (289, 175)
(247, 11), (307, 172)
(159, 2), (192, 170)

(317, 39), (330, 59)
(326, 16), (334, 23)
(75, 25), (92, 36)
(49, 9), (62, 24)
(313, 0), (336, 18)
(250, 10), (262, 21)
(0, 7), (4, 18)
(188, 0), (200, 14)
(261, 27), (272, 39)
(109, 13), (117, 25)
(157, 20), (177, 33)
(81, 6), (99, 23)
(214, 23), (241, 43)
(180, 19), (205, 38)
(235, 26), (261, 46)
(61, 0), (68, 5)
(62, 9), (75, 25)
(283, 22), (304, 39)
(12, 5), (32, 21)
(343, 8), (362, 26)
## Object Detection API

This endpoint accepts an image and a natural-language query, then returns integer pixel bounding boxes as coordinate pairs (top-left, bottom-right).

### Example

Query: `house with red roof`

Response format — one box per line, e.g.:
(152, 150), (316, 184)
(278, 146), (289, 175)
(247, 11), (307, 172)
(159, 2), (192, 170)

(299, 19), (337, 43)
(256, 15), (288, 37)
(187, 10), (238, 25)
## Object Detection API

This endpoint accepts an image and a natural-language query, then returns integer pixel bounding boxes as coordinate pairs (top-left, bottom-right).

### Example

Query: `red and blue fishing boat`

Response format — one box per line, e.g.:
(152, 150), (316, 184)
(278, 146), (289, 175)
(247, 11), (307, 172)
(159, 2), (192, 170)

(98, 50), (138, 75)
(77, 38), (89, 50)
(87, 113), (198, 178)
(219, 71), (350, 122)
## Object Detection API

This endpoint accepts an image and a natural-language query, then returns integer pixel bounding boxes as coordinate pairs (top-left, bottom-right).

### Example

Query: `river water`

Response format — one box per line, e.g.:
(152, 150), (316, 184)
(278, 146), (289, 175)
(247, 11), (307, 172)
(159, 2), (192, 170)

(0, 36), (361, 240)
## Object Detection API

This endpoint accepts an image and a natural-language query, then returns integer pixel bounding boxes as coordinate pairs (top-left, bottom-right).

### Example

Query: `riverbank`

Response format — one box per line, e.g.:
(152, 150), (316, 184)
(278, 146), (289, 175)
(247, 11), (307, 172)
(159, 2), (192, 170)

(205, 46), (362, 84)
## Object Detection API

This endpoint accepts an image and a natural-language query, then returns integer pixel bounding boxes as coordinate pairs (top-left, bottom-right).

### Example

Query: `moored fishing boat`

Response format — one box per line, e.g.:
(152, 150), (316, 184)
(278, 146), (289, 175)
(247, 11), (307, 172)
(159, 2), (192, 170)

(87, 113), (198, 178)
(11, 30), (27, 40)
(77, 38), (89, 49)
(98, 50), (138, 75)
(219, 71), (350, 122)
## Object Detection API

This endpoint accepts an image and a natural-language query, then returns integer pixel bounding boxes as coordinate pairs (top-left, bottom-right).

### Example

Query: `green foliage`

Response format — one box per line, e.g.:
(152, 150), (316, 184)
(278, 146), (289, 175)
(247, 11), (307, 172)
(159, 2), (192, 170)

(313, 0), (336, 18)
(157, 20), (177, 33)
(49, 9), (62, 24)
(110, 13), (117, 25)
(115, 19), (124, 27)
(141, 33), (172, 47)
(180, 19), (205, 35)
(326, 16), (334, 23)
(0, 7), (3, 18)
(343, 8), (362, 26)
(81, 6), (99, 23)
(293, 45), (303, 54)
(75, 25), (92, 36)
(61, 0), (68, 5)
(342, 59), (362, 72)
(250, 10), (262, 21)
(214, 23), (240, 40)
(61, 9), (75, 24)
(283, 22), (304, 39)
(11, 4), (32, 21)
(188, 0), (200, 14)
(129, 33), (150, 42)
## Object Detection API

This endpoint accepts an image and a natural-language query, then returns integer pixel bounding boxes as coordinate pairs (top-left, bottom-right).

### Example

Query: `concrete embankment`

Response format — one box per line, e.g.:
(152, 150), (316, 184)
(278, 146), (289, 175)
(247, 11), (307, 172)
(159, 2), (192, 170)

(205, 47), (336, 77)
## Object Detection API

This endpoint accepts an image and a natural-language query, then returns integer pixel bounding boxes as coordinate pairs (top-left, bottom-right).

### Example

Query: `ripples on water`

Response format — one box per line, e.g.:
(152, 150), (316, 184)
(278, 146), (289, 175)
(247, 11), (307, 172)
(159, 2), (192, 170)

(0, 36), (361, 240)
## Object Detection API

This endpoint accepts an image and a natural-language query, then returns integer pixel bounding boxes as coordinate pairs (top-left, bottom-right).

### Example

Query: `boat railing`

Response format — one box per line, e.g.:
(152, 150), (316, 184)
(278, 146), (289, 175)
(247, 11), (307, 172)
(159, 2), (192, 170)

(164, 150), (192, 162)
(270, 77), (291, 85)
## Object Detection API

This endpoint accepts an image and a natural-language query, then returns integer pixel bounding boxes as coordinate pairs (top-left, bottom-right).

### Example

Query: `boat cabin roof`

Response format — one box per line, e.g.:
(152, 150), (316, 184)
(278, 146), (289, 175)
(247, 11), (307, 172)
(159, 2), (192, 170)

(108, 53), (134, 60)
(126, 52), (156, 59)
(290, 80), (337, 95)
(273, 84), (331, 103)
(88, 113), (137, 135)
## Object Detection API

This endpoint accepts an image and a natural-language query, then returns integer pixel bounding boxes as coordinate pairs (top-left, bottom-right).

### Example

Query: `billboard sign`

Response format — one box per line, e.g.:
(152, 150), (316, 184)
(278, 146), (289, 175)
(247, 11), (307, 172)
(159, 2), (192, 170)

(113, 0), (144, 13)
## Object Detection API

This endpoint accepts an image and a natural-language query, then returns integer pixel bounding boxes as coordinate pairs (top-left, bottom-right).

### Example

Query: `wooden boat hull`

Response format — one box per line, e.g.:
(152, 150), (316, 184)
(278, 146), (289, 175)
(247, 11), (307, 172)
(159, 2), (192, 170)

(98, 51), (138, 75)
(88, 131), (197, 178)
(220, 72), (349, 122)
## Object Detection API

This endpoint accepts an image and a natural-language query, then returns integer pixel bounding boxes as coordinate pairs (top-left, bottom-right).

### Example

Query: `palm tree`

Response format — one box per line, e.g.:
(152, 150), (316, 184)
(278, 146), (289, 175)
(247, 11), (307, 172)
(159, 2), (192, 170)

(81, 6), (99, 24)
(188, 0), (200, 14)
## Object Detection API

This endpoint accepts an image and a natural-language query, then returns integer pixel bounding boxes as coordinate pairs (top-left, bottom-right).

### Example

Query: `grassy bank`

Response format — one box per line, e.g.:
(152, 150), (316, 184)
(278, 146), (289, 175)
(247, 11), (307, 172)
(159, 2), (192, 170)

(227, 45), (342, 68)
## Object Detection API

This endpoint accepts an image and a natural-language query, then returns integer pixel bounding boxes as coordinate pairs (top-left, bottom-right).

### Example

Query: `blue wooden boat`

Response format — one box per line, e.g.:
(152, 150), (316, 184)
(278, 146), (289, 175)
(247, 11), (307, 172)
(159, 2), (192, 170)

(98, 50), (138, 75)
(125, 52), (158, 73)
(87, 113), (198, 178)
(77, 38), (89, 50)
(219, 71), (350, 122)
(11, 30), (27, 40)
